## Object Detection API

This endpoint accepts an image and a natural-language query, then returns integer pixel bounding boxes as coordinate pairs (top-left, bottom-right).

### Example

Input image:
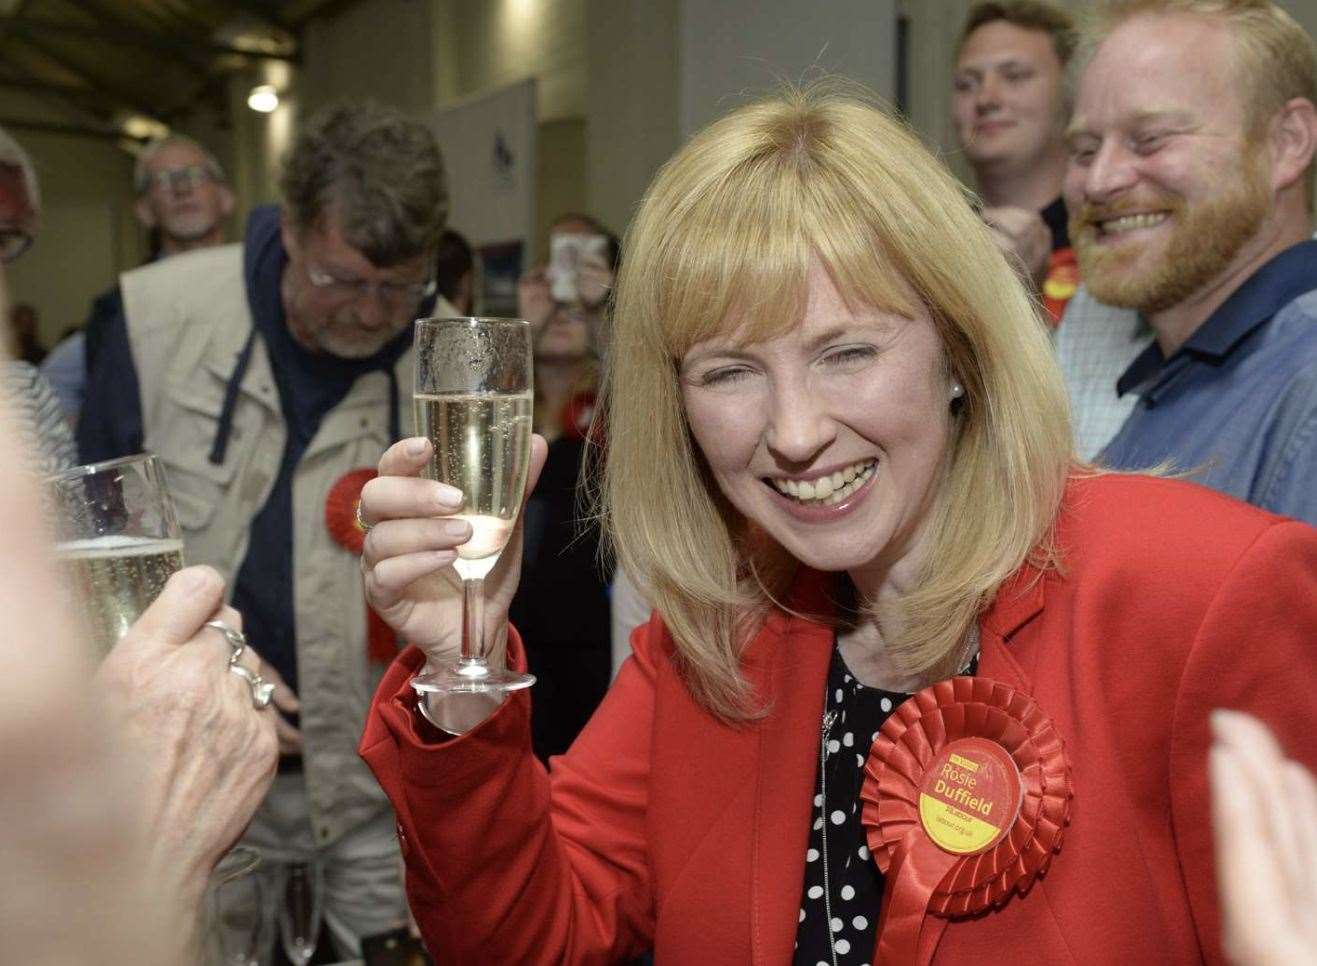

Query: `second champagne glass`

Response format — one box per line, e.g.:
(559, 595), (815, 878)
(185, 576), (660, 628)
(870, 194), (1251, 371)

(411, 316), (536, 695)
(47, 453), (184, 656)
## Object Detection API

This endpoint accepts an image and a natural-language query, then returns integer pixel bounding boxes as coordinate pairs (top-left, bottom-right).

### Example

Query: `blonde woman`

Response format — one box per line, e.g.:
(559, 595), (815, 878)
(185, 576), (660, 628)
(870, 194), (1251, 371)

(356, 89), (1317, 964)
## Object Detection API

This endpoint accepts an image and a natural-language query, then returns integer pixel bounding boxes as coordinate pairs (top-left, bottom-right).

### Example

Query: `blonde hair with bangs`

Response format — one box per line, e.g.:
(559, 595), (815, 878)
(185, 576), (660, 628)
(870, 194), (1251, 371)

(597, 86), (1073, 720)
(1084, 0), (1316, 207)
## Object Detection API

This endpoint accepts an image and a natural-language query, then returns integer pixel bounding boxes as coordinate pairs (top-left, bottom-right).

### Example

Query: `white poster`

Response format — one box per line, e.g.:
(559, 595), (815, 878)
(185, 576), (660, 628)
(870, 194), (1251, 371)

(431, 79), (537, 314)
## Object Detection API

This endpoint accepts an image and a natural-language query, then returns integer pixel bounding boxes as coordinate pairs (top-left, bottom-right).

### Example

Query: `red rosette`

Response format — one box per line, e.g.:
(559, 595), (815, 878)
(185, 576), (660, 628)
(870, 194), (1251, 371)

(326, 468), (378, 554)
(325, 468), (398, 664)
(860, 676), (1072, 961)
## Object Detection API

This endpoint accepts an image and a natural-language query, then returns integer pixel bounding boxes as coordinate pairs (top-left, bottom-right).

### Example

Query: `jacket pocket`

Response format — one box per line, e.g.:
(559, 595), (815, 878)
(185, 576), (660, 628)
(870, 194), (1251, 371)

(152, 377), (240, 534)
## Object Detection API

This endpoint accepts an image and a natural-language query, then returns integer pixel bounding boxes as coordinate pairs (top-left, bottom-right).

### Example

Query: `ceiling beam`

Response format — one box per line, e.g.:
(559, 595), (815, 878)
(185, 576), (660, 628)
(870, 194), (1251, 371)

(225, 0), (293, 33)
(61, 0), (214, 82)
(284, 0), (363, 28)
(0, 116), (147, 144)
(5, 25), (171, 123)
(0, 13), (299, 62)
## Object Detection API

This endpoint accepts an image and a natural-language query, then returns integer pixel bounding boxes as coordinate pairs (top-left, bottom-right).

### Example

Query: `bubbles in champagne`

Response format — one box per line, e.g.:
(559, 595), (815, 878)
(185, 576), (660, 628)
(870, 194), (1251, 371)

(414, 391), (533, 579)
(56, 535), (185, 656)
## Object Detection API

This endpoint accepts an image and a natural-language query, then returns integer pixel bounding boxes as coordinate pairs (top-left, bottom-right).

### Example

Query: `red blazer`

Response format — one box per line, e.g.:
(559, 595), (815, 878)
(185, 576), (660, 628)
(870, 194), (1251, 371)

(360, 475), (1317, 964)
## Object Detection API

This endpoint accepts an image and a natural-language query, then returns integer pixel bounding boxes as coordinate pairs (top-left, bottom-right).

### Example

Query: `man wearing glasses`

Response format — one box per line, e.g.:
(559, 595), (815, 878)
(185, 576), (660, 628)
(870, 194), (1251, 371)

(79, 102), (455, 960)
(44, 136), (235, 422)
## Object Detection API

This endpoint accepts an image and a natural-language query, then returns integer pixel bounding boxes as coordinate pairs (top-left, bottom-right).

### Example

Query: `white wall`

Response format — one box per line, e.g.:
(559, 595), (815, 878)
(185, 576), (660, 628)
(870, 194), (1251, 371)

(679, 0), (898, 137)
(585, 0), (679, 237)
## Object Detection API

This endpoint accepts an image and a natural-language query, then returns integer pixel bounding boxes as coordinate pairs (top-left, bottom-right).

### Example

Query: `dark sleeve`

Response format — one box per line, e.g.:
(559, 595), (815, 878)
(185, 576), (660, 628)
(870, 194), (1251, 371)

(76, 308), (145, 463)
(82, 286), (122, 377)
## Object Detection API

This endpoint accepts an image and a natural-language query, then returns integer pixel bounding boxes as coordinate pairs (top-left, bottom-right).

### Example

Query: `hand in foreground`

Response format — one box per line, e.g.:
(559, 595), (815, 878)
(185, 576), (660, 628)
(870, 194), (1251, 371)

(359, 435), (549, 676)
(1210, 709), (1317, 964)
(97, 566), (279, 907)
(981, 205), (1051, 290)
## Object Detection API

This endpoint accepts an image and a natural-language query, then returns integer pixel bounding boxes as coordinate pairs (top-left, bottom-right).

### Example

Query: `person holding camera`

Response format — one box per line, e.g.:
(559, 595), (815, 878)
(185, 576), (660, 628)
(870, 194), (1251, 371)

(511, 213), (618, 761)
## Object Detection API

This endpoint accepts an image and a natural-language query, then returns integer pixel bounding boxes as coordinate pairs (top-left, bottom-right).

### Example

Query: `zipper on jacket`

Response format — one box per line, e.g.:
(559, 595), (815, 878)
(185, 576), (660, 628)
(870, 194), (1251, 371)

(819, 708), (840, 966)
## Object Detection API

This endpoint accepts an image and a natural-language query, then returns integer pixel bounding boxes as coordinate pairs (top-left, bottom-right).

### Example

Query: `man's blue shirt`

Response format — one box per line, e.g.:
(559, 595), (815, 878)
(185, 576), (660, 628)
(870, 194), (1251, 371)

(1100, 239), (1317, 526)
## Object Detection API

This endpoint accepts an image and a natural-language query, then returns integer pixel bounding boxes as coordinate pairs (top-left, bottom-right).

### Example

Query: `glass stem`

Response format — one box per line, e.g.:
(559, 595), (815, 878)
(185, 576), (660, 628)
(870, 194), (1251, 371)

(460, 577), (486, 670)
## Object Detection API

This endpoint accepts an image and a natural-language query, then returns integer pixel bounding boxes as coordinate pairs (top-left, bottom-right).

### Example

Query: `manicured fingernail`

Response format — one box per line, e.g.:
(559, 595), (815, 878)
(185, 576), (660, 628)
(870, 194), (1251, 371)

(406, 438), (427, 457)
(442, 519), (471, 540)
(430, 550), (457, 565)
(434, 484), (463, 509)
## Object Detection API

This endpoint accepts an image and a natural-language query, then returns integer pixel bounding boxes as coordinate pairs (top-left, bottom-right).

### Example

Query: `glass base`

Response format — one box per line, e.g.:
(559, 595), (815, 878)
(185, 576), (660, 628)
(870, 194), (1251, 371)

(411, 659), (536, 695)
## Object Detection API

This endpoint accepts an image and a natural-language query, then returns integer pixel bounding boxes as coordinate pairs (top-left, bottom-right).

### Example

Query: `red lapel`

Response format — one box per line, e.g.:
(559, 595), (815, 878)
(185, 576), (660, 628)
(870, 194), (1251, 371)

(749, 572), (836, 965)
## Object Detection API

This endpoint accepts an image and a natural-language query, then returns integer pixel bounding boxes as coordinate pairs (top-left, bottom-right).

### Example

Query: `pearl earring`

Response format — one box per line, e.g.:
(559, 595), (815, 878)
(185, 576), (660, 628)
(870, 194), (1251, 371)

(950, 382), (965, 400)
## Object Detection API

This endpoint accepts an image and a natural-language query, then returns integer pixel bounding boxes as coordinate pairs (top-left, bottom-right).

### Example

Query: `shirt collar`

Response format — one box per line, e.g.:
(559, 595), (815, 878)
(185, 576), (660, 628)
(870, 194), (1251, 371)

(1116, 238), (1317, 397)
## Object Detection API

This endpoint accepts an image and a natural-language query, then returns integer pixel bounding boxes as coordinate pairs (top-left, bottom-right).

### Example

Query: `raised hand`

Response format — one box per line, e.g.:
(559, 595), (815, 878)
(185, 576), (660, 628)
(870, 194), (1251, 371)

(359, 434), (549, 676)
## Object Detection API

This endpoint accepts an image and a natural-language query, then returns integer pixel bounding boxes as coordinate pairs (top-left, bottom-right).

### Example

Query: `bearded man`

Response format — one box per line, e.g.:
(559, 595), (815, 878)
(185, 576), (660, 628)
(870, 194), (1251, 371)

(1064, 0), (1317, 524)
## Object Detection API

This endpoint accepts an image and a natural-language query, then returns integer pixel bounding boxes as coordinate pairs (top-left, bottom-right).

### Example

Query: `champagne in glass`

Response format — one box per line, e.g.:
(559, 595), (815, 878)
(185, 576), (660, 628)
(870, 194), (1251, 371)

(414, 390), (533, 579)
(412, 317), (535, 694)
(47, 454), (184, 656)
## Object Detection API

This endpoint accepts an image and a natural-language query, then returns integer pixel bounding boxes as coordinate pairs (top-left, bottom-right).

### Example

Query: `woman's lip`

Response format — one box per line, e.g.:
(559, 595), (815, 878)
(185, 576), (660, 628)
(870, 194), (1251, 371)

(766, 458), (876, 484)
(975, 120), (1015, 135)
(762, 464), (878, 522)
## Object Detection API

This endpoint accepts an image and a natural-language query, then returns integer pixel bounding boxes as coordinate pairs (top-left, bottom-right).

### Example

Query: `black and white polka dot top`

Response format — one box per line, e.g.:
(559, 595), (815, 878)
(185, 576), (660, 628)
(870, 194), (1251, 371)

(792, 642), (979, 966)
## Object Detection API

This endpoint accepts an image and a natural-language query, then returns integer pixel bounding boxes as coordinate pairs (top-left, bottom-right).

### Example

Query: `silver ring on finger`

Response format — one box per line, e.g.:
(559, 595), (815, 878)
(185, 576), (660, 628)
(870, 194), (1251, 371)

(229, 663), (275, 710)
(205, 619), (248, 668)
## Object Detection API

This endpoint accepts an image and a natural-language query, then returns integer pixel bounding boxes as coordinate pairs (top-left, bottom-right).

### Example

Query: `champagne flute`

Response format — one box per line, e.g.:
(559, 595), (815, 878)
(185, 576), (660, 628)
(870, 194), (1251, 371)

(411, 316), (536, 694)
(204, 846), (267, 966)
(278, 861), (323, 966)
(47, 453), (184, 656)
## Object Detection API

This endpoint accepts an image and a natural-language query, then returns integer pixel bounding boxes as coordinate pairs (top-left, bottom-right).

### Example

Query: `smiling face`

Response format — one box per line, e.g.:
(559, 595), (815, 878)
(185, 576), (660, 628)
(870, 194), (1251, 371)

(953, 21), (1067, 176)
(680, 263), (956, 584)
(1064, 14), (1274, 314)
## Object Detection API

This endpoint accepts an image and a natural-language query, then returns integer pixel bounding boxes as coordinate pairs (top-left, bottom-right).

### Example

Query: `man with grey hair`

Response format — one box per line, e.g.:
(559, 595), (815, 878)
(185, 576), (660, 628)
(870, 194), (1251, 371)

(0, 125), (75, 473)
(132, 134), (234, 257)
(43, 134), (234, 422)
(79, 101), (456, 959)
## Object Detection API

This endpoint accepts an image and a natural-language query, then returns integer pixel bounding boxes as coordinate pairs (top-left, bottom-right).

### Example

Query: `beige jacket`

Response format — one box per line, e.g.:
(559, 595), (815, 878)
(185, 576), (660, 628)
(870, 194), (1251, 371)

(122, 244), (449, 845)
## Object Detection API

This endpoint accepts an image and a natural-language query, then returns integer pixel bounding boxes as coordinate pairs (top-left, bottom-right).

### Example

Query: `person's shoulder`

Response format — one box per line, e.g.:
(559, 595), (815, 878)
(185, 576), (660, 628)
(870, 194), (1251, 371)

(124, 243), (242, 288)
(120, 245), (245, 337)
(1057, 473), (1300, 573)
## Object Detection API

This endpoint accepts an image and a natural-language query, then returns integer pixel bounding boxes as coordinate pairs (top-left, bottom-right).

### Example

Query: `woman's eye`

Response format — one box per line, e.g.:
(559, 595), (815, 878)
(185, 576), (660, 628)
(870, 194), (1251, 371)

(822, 346), (876, 367)
(699, 366), (753, 386)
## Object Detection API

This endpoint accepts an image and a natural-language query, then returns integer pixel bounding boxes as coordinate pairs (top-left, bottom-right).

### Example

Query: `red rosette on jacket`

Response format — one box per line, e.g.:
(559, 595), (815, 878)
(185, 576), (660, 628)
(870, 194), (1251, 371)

(325, 468), (398, 664)
(859, 676), (1072, 964)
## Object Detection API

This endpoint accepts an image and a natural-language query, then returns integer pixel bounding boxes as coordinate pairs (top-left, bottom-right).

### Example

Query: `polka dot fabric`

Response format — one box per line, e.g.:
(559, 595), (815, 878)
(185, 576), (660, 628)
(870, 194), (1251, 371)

(792, 643), (979, 966)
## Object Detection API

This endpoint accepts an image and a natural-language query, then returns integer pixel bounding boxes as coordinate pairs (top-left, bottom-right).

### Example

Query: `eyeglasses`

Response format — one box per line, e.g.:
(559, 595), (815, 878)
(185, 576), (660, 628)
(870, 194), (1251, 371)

(143, 165), (214, 194)
(0, 226), (33, 264)
(304, 263), (437, 306)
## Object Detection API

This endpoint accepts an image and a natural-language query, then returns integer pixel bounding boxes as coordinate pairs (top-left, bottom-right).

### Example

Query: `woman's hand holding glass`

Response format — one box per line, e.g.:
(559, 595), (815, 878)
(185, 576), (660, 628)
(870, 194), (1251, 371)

(360, 434), (548, 728)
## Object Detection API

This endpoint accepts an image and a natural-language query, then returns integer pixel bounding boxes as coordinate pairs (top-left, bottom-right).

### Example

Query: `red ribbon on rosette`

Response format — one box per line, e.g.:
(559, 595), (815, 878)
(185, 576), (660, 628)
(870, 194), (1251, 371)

(859, 676), (1073, 964)
(325, 468), (398, 665)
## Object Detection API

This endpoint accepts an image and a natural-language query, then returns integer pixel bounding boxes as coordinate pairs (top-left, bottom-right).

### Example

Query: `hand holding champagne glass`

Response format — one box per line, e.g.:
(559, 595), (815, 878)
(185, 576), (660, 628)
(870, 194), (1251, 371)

(402, 317), (537, 694)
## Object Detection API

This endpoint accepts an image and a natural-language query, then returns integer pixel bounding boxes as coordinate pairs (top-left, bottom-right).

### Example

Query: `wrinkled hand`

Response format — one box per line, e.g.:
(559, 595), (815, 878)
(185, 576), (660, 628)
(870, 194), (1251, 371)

(97, 567), (278, 906)
(981, 205), (1051, 290)
(517, 266), (555, 333)
(1210, 709), (1317, 964)
(360, 435), (549, 676)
